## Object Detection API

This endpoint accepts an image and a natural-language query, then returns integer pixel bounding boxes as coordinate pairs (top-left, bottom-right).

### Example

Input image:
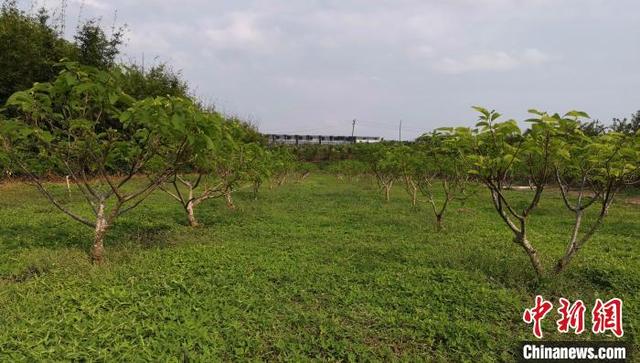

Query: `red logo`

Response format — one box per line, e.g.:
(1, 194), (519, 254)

(523, 295), (554, 339)
(556, 298), (586, 334)
(523, 296), (623, 338)
(592, 298), (624, 337)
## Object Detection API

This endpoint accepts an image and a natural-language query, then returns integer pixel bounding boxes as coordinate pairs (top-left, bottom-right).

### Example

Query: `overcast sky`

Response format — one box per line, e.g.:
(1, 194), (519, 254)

(24, 0), (640, 139)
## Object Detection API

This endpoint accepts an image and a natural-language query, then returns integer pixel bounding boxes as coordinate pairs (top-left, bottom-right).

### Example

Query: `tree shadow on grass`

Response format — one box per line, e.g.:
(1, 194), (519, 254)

(0, 220), (88, 251)
(442, 239), (541, 291)
(0, 215), (176, 256)
(109, 220), (174, 249)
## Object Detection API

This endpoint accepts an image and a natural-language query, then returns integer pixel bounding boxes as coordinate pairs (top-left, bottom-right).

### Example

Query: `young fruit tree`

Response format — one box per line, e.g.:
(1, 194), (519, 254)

(466, 107), (560, 277)
(358, 143), (401, 202)
(242, 143), (271, 200)
(213, 120), (249, 210)
(465, 107), (639, 278)
(150, 98), (228, 227)
(158, 116), (270, 225)
(269, 146), (295, 188)
(414, 130), (471, 230)
(327, 159), (367, 182)
(293, 161), (317, 181)
(393, 144), (421, 207)
(215, 120), (270, 208)
(554, 115), (640, 273)
(1, 63), (207, 263)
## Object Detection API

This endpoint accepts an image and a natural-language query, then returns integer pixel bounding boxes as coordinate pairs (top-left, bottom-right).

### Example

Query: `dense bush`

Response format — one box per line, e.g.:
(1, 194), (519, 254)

(0, 1), (191, 109)
(326, 159), (367, 182)
(0, 1), (121, 101)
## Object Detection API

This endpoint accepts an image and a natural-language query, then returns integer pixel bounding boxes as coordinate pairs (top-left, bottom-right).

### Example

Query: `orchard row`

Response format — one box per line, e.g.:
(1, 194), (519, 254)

(1, 63), (639, 279)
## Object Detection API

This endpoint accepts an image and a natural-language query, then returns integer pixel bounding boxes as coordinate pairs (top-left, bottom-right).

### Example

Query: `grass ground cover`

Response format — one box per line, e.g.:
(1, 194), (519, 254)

(0, 174), (637, 361)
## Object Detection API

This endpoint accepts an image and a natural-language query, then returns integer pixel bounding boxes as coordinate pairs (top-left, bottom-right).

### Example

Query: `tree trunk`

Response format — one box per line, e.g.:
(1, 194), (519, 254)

(555, 250), (575, 274)
(186, 201), (199, 227)
(435, 214), (443, 231)
(253, 182), (260, 200)
(515, 234), (544, 277)
(411, 189), (417, 207)
(554, 211), (582, 273)
(554, 205), (610, 274)
(384, 184), (391, 202)
(225, 191), (235, 209)
(278, 175), (287, 186)
(91, 203), (108, 264)
(65, 175), (72, 197)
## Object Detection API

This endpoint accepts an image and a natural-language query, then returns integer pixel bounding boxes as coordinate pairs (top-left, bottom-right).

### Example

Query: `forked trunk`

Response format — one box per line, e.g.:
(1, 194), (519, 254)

(515, 234), (544, 277)
(429, 195), (449, 232)
(488, 187), (544, 277)
(554, 204), (609, 274)
(384, 183), (392, 202)
(404, 175), (418, 208)
(225, 191), (235, 209)
(91, 203), (108, 264)
(186, 201), (199, 227)
(555, 250), (574, 274)
(278, 175), (287, 186)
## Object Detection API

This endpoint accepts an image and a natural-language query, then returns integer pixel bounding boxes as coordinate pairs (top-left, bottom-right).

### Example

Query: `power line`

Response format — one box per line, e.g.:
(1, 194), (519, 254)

(262, 118), (427, 139)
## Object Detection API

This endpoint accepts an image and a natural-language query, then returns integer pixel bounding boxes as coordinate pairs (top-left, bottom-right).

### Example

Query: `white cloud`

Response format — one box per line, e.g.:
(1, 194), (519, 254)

(19, 0), (637, 139)
(127, 28), (172, 53)
(408, 45), (436, 59)
(205, 12), (269, 51)
(71, 0), (108, 10)
(432, 49), (554, 74)
(521, 48), (553, 64)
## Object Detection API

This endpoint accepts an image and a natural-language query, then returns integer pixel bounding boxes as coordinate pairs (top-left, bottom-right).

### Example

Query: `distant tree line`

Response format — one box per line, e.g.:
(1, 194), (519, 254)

(579, 111), (640, 136)
(285, 109), (640, 166)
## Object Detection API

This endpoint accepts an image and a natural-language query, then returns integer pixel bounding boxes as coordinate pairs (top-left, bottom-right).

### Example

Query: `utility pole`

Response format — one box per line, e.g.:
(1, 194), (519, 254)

(398, 120), (402, 142)
(351, 119), (356, 143)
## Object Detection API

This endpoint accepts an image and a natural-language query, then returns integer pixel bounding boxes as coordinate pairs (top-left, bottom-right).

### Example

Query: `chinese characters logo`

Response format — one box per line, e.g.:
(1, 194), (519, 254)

(523, 295), (623, 339)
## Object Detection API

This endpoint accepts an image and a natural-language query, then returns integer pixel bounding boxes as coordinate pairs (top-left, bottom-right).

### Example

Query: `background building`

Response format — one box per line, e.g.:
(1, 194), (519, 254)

(266, 134), (382, 145)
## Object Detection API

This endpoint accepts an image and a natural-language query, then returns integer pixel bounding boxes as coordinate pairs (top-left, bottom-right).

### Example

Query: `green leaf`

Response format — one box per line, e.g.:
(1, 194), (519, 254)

(472, 106), (490, 118)
(564, 110), (590, 119)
